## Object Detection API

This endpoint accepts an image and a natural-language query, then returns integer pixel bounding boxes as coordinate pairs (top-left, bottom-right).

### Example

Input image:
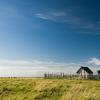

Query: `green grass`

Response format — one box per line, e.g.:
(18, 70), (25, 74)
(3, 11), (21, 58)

(0, 78), (99, 100)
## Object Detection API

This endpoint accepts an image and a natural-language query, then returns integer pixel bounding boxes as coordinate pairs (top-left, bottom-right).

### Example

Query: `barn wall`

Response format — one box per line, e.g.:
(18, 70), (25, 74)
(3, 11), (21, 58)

(77, 69), (93, 79)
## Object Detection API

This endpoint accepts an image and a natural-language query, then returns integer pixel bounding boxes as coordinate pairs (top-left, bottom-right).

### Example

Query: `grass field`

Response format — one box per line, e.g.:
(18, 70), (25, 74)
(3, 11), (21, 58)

(0, 78), (100, 100)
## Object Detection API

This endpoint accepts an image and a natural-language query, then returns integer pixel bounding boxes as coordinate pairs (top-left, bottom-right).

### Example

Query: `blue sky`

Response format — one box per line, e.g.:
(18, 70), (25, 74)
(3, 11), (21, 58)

(0, 0), (100, 76)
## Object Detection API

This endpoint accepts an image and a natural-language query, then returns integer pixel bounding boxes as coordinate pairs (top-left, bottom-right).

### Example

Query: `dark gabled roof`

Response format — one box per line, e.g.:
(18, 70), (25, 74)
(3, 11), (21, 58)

(97, 70), (100, 73)
(76, 66), (93, 74)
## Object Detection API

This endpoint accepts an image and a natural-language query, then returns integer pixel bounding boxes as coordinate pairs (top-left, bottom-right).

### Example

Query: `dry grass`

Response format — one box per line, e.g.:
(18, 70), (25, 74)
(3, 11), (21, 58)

(0, 78), (99, 100)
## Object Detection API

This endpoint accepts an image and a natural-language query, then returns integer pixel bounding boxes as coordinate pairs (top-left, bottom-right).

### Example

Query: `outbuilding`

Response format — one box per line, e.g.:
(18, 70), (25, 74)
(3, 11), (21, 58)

(76, 66), (93, 79)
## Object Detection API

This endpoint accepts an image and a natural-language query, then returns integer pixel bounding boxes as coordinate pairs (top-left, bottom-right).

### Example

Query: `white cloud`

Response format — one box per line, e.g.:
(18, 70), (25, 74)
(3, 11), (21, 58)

(0, 58), (99, 77)
(88, 57), (100, 65)
(0, 59), (83, 77)
(35, 11), (67, 22)
(34, 10), (80, 23)
(35, 13), (51, 20)
(34, 10), (100, 33)
(0, 59), (81, 67)
(35, 11), (66, 20)
(0, 59), (31, 65)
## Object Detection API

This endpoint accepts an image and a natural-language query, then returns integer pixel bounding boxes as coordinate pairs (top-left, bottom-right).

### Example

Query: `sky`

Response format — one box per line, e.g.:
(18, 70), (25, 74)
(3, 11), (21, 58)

(0, 0), (100, 77)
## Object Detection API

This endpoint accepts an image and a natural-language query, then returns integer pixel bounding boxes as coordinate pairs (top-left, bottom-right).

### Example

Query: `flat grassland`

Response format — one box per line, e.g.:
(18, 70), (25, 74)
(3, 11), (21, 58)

(0, 78), (100, 100)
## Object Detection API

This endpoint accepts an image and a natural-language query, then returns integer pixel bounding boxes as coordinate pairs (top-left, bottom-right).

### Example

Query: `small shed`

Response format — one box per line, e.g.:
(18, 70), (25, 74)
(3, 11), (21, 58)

(76, 66), (93, 79)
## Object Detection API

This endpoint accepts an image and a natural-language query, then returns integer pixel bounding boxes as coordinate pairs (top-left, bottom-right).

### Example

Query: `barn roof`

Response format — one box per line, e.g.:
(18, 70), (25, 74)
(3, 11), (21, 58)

(76, 66), (93, 74)
(97, 70), (100, 73)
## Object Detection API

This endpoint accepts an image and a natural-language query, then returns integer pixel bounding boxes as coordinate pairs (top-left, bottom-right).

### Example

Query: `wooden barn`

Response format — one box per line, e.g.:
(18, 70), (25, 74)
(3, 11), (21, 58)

(76, 66), (93, 79)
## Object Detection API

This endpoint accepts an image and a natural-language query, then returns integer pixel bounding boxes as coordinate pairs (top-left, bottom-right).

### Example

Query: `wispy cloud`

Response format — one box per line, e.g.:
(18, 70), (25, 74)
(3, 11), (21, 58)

(35, 11), (66, 20)
(88, 57), (100, 66)
(35, 13), (51, 20)
(0, 59), (83, 77)
(35, 11), (67, 22)
(0, 59), (31, 66)
(34, 10), (100, 34)
(34, 10), (77, 23)
(0, 58), (99, 77)
(0, 59), (81, 67)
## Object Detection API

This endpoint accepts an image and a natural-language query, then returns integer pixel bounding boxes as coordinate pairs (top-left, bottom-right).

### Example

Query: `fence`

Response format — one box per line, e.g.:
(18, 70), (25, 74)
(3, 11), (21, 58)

(44, 73), (100, 80)
(44, 73), (78, 79)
